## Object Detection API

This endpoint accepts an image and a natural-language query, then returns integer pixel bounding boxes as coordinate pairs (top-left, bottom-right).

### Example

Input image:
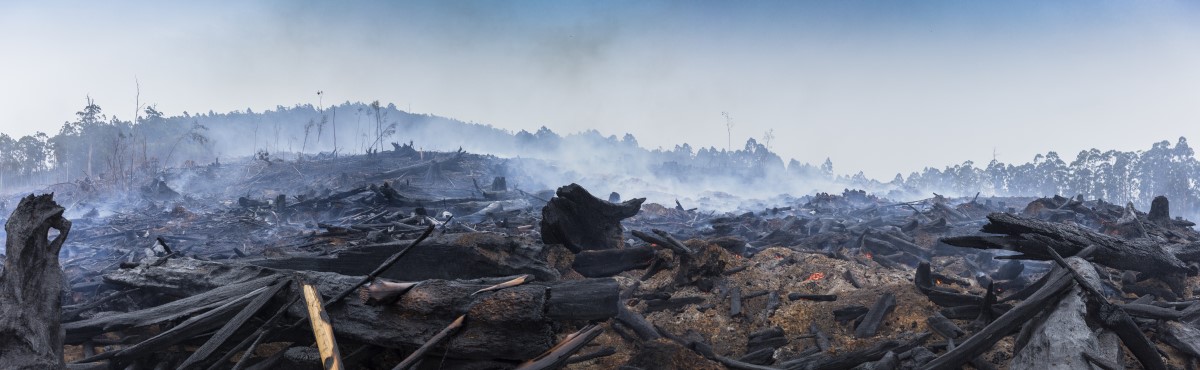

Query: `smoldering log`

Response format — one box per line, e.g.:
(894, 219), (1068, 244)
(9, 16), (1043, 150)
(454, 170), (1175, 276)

(0, 194), (72, 369)
(915, 262), (984, 308)
(540, 183), (645, 253)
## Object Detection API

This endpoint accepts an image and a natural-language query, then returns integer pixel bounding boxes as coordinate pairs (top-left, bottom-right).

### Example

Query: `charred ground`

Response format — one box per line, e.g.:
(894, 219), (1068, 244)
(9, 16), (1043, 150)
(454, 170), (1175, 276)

(1, 143), (1198, 369)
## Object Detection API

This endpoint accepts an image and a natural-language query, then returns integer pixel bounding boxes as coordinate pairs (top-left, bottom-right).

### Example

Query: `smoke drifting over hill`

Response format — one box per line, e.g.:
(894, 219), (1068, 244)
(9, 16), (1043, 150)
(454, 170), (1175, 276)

(2, 100), (1198, 221)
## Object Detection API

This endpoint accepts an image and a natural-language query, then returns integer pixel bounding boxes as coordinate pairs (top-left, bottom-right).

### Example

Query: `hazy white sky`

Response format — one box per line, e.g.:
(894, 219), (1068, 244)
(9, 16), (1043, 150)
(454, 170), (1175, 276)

(1, 0), (1198, 178)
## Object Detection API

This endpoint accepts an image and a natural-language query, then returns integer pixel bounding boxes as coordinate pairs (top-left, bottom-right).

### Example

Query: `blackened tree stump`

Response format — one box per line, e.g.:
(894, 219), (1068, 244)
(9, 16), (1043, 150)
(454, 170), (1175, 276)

(540, 183), (644, 253)
(0, 194), (72, 369)
(1148, 195), (1170, 224)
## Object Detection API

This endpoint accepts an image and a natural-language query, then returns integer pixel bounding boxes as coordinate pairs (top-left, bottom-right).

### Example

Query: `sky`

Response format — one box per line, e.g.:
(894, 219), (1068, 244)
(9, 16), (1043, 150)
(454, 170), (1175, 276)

(1, 0), (1199, 179)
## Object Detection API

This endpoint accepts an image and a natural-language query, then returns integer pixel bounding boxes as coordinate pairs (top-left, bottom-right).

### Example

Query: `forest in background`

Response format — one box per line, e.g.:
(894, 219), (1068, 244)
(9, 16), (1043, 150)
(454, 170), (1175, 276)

(0, 98), (1196, 219)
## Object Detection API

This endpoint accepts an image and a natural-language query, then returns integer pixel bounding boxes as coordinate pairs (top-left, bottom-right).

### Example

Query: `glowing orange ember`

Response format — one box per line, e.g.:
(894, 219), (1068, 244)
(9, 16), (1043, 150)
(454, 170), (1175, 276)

(864, 252), (872, 259)
(805, 272), (825, 282)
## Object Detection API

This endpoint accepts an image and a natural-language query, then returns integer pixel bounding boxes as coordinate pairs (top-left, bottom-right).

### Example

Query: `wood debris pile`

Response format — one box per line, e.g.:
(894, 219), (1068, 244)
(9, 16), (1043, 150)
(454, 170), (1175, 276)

(1, 146), (1198, 369)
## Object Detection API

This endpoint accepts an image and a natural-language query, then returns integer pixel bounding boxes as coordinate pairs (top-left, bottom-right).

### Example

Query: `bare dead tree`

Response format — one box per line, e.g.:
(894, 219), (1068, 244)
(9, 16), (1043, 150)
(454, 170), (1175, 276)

(722, 111), (734, 152)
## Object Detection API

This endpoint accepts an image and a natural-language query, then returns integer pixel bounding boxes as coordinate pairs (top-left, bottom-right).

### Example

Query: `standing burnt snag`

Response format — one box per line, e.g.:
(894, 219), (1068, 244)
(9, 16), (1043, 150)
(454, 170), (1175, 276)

(0, 194), (71, 369)
(1148, 195), (1170, 225)
(540, 183), (644, 253)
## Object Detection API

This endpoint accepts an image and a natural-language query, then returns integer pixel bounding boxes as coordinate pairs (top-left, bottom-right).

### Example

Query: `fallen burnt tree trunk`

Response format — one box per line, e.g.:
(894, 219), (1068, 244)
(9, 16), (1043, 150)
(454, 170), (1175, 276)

(941, 212), (1192, 276)
(365, 151), (466, 181)
(924, 263), (1076, 370)
(0, 194), (72, 369)
(572, 246), (656, 277)
(780, 332), (931, 370)
(99, 258), (618, 360)
(64, 275), (280, 344)
(1010, 257), (1114, 369)
(249, 232), (561, 281)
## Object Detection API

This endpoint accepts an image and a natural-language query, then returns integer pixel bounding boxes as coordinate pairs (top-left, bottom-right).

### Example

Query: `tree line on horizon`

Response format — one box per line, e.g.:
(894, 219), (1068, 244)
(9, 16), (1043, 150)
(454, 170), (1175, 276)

(0, 98), (1196, 219)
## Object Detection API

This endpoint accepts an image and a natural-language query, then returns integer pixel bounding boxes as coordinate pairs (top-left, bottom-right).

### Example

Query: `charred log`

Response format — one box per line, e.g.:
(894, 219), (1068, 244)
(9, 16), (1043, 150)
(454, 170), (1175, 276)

(854, 292), (896, 338)
(251, 232), (560, 282)
(572, 246), (655, 278)
(940, 212), (1193, 276)
(97, 258), (617, 360)
(780, 332), (930, 370)
(1010, 258), (1108, 370)
(923, 265), (1075, 370)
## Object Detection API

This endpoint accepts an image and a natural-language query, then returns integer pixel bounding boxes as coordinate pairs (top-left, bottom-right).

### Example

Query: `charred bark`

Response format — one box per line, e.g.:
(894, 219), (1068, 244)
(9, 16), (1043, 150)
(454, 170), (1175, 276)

(941, 212), (1192, 276)
(251, 232), (560, 282)
(924, 266), (1076, 370)
(99, 258), (618, 360)
(571, 246), (655, 277)
(1148, 195), (1170, 225)
(0, 194), (72, 369)
(540, 183), (644, 253)
(1010, 258), (1108, 370)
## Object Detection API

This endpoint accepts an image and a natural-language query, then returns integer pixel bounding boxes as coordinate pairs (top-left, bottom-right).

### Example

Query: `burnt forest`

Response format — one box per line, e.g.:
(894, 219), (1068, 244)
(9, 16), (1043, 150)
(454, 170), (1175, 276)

(4, 2), (1200, 370)
(0, 99), (1199, 370)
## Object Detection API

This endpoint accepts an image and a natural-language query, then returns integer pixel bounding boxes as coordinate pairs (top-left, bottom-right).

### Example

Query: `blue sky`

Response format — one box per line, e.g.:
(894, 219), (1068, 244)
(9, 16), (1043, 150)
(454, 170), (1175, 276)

(1, 0), (1198, 178)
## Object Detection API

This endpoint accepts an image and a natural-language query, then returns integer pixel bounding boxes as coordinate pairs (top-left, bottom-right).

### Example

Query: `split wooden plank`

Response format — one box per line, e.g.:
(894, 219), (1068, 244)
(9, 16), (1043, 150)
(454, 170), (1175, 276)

(303, 281), (344, 370)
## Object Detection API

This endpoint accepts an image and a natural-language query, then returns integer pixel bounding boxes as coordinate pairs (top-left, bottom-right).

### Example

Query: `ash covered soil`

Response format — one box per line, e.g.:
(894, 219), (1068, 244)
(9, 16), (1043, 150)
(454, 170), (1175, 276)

(7, 146), (1200, 369)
